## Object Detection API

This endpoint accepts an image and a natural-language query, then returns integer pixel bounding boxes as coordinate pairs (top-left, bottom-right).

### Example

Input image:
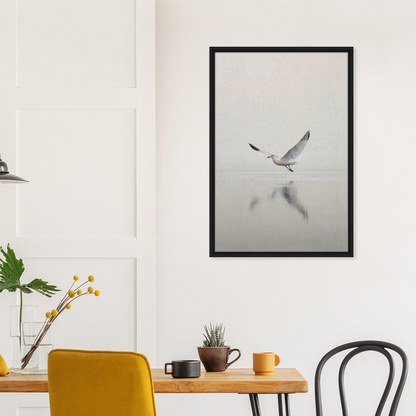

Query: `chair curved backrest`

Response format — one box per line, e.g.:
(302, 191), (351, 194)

(315, 340), (408, 416)
(48, 349), (157, 416)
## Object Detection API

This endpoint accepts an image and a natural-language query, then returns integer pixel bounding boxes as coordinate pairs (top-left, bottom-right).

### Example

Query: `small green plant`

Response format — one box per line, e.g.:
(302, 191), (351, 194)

(202, 322), (226, 347)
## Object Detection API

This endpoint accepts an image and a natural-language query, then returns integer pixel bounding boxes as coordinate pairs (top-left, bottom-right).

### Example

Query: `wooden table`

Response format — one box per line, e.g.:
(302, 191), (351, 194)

(0, 368), (308, 416)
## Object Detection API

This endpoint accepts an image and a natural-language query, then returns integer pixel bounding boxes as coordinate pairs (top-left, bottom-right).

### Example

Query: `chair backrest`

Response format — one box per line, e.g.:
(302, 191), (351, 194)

(48, 349), (157, 416)
(315, 340), (408, 416)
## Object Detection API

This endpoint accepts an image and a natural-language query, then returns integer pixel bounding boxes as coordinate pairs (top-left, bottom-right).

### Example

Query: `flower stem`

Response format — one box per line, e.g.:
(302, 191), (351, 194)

(19, 289), (23, 349)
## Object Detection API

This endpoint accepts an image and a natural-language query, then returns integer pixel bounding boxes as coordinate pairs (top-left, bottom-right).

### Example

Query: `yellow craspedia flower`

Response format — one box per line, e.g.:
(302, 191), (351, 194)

(68, 289), (75, 298)
(88, 275), (95, 282)
(73, 275), (79, 281)
(66, 303), (72, 310)
(0, 354), (9, 376)
(52, 309), (58, 317)
(88, 286), (94, 293)
(94, 290), (100, 297)
(45, 312), (52, 319)
(77, 289), (82, 295)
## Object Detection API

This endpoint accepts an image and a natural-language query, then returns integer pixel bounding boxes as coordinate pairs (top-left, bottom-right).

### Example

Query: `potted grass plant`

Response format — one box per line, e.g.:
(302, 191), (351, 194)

(197, 322), (241, 372)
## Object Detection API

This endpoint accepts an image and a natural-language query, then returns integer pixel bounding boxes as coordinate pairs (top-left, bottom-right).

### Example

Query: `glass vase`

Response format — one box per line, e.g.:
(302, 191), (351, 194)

(21, 321), (53, 375)
(9, 305), (37, 373)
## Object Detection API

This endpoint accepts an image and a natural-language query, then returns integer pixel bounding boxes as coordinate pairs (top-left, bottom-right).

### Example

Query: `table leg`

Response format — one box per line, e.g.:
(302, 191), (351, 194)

(277, 394), (291, 416)
(284, 394), (291, 416)
(249, 393), (262, 416)
(278, 394), (283, 416)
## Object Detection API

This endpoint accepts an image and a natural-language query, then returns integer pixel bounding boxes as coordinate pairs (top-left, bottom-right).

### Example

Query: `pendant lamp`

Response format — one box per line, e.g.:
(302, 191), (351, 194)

(0, 154), (28, 183)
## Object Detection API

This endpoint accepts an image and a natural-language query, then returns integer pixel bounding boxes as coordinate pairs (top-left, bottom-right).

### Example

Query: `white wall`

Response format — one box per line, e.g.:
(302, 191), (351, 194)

(1, 0), (416, 415)
(155, 0), (416, 415)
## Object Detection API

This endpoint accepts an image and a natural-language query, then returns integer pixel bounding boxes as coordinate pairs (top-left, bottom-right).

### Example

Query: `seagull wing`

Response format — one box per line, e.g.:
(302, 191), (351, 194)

(249, 143), (273, 156)
(280, 131), (310, 163)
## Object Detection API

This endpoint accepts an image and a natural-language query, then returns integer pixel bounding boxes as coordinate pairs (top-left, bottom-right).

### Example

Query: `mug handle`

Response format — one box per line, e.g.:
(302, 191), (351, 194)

(225, 348), (241, 369)
(165, 363), (173, 374)
(275, 354), (280, 366)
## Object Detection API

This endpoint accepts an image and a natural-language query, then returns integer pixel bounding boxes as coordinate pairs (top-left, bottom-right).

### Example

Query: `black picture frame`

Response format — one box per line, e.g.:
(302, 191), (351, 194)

(209, 47), (353, 257)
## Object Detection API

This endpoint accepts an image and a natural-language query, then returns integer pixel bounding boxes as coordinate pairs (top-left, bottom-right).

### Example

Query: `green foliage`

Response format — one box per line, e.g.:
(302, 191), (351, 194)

(0, 244), (60, 297)
(0, 244), (25, 292)
(23, 278), (60, 297)
(202, 322), (226, 347)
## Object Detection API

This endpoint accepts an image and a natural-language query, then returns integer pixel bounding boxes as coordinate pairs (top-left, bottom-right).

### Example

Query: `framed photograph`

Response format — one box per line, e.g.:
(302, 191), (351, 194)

(209, 47), (353, 257)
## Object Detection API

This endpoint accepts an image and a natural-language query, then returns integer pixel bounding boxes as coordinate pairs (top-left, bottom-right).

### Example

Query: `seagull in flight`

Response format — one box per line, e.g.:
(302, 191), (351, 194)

(249, 131), (310, 172)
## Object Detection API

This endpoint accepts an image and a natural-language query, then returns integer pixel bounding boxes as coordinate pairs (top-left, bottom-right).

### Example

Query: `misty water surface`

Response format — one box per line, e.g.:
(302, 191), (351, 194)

(215, 171), (348, 252)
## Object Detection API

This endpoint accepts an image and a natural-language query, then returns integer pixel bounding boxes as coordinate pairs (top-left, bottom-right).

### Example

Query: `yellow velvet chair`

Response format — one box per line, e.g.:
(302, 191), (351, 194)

(48, 349), (157, 416)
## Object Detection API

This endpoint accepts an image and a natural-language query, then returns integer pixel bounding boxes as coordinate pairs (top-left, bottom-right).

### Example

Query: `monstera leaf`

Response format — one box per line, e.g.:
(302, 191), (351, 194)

(1, 244), (60, 348)
(23, 278), (60, 297)
(0, 244), (60, 296)
(0, 245), (25, 293)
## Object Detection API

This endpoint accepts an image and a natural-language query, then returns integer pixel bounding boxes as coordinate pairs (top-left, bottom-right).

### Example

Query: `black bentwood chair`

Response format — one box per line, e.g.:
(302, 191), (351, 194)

(315, 340), (408, 416)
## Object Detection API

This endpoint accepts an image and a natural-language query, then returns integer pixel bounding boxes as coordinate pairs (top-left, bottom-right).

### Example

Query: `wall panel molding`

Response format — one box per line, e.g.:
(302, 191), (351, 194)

(17, 88), (137, 110)
(135, 0), (157, 364)
(1, 2), (157, 413)
(16, 236), (138, 259)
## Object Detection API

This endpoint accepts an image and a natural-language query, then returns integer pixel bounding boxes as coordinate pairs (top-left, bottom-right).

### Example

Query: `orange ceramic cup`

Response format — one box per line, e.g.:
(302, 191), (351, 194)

(253, 352), (281, 375)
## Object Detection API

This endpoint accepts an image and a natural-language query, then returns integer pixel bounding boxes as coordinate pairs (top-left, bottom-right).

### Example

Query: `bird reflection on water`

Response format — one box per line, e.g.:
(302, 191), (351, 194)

(249, 196), (261, 211)
(249, 181), (309, 221)
(279, 181), (308, 221)
(216, 171), (348, 252)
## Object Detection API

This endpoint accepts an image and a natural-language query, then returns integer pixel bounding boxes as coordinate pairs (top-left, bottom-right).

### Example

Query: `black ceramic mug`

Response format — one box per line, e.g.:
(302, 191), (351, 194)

(164, 360), (201, 378)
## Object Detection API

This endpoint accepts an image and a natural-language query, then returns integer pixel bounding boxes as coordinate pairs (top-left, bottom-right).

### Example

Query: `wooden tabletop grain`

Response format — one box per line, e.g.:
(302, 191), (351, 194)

(0, 368), (308, 394)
